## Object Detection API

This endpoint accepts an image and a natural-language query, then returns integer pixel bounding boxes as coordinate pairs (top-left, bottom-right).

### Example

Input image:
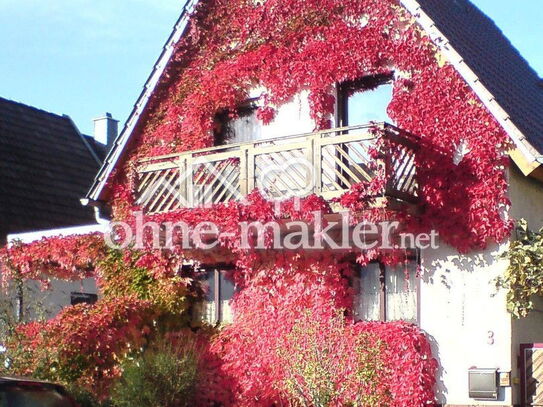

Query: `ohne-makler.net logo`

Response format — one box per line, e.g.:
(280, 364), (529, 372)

(104, 210), (439, 251)
(121, 155), (438, 251)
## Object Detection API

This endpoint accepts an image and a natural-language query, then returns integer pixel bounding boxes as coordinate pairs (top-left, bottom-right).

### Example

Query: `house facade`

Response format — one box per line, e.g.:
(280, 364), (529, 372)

(0, 98), (116, 320)
(82, 0), (543, 405)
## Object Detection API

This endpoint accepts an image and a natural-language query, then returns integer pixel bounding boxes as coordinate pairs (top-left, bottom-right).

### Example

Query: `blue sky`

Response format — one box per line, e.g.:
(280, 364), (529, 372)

(0, 0), (541, 136)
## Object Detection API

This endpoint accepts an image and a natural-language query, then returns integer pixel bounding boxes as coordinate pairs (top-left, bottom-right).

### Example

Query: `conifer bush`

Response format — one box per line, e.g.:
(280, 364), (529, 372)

(109, 338), (199, 407)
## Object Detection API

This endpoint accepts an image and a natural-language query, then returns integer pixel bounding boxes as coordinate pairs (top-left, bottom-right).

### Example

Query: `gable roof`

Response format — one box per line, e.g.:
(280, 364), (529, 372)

(403, 0), (543, 173)
(86, 0), (543, 203)
(0, 97), (106, 240)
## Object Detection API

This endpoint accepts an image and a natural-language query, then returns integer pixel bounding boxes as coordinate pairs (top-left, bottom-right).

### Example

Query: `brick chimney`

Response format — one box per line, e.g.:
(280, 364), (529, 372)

(93, 113), (118, 147)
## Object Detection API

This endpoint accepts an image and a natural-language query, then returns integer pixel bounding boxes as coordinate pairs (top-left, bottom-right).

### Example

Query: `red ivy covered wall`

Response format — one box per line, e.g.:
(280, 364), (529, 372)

(109, 0), (512, 252)
(1, 0), (516, 405)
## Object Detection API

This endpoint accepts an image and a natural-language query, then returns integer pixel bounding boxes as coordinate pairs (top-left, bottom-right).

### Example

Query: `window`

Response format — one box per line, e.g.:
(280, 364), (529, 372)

(353, 259), (418, 323)
(192, 266), (235, 326)
(70, 292), (98, 306)
(214, 102), (262, 146)
(338, 74), (394, 127)
(328, 75), (394, 191)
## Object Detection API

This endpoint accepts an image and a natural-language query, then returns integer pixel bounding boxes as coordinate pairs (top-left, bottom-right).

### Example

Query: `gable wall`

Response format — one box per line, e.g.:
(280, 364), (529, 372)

(89, 1), (532, 404)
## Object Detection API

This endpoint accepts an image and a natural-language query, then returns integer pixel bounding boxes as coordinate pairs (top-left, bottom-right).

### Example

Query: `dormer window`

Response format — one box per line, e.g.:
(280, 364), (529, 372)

(338, 74), (394, 127)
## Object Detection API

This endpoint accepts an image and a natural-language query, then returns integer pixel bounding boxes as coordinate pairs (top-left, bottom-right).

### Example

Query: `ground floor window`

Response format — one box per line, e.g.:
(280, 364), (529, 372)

(192, 266), (235, 326)
(70, 292), (98, 306)
(353, 259), (418, 323)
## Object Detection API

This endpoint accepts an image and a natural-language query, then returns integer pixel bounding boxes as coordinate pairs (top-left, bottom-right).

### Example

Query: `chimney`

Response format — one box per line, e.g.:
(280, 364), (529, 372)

(93, 113), (119, 147)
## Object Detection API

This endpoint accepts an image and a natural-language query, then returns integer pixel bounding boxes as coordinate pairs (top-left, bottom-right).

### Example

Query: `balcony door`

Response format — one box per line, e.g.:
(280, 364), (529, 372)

(324, 75), (394, 193)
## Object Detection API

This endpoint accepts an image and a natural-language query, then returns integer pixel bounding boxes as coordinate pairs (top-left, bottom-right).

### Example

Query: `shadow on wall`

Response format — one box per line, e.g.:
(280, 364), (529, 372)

(425, 332), (447, 403)
(419, 242), (509, 404)
(421, 243), (503, 286)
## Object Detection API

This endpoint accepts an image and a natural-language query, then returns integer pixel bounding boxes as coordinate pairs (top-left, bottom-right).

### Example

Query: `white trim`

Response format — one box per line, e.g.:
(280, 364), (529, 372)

(87, 0), (198, 201)
(7, 224), (107, 245)
(400, 0), (539, 164)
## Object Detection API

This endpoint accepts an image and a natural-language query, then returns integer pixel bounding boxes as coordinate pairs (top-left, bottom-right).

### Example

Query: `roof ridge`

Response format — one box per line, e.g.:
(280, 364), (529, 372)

(0, 96), (71, 121)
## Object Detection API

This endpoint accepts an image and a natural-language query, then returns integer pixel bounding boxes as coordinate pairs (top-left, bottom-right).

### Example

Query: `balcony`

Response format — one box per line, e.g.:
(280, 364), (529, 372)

(135, 123), (419, 214)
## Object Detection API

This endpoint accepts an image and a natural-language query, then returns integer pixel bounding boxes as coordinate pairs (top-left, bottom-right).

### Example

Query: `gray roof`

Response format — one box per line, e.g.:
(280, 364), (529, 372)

(86, 0), (543, 202)
(416, 0), (543, 152)
(0, 97), (106, 241)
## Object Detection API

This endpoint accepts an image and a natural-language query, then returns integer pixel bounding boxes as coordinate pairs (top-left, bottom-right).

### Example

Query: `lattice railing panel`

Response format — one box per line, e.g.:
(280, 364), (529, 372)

(321, 139), (377, 194)
(135, 123), (421, 212)
(385, 139), (418, 201)
(254, 147), (310, 200)
(192, 157), (241, 207)
(136, 165), (183, 213)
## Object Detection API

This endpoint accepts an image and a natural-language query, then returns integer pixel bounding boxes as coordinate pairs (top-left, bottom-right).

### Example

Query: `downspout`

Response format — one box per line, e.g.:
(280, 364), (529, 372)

(15, 279), (23, 323)
(80, 199), (111, 226)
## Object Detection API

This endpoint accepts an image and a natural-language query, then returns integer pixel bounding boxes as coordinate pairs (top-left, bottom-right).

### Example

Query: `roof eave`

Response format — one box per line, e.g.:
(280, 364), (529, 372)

(400, 0), (542, 178)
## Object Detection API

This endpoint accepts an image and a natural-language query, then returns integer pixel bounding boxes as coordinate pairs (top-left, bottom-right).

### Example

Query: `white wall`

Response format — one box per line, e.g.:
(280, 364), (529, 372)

(255, 89), (315, 140)
(507, 165), (543, 405)
(420, 242), (513, 406)
(7, 224), (105, 321)
(419, 165), (543, 406)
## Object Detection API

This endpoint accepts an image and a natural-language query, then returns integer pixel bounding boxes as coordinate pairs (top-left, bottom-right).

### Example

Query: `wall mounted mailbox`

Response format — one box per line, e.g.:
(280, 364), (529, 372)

(468, 368), (498, 400)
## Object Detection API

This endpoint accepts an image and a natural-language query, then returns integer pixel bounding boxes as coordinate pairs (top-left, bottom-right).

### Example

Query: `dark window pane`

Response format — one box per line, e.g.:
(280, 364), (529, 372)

(220, 271), (235, 301)
(216, 106), (262, 145)
(201, 271), (216, 302)
(193, 270), (216, 325)
(219, 272), (235, 324)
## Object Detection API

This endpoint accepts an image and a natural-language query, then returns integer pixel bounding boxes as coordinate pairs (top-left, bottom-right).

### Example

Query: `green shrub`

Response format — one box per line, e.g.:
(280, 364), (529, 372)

(65, 385), (111, 407)
(110, 339), (199, 407)
(276, 311), (390, 407)
(498, 219), (543, 318)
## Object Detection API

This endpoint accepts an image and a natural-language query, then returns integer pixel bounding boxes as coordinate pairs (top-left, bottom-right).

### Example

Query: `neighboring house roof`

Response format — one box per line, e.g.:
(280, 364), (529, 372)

(0, 97), (106, 241)
(86, 0), (543, 202)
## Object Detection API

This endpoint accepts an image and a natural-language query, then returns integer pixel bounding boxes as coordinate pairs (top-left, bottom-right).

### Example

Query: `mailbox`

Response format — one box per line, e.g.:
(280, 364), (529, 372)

(468, 368), (498, 400)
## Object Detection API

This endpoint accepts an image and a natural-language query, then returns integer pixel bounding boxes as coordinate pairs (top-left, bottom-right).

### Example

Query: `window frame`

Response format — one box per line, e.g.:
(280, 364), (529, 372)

(192, 264), (235, 326)
(336, 73), (394, 128)
(352, 256), (420, 324)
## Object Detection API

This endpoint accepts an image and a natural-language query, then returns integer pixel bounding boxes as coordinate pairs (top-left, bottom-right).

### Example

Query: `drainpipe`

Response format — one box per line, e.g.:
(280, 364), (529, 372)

(80, 199), (111, 226)
(15, 278), (23, 323)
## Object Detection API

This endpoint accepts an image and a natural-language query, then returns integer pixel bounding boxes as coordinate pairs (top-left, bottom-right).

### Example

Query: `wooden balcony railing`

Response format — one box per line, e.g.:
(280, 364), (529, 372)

(135, 123), (418, 214)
